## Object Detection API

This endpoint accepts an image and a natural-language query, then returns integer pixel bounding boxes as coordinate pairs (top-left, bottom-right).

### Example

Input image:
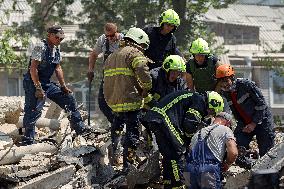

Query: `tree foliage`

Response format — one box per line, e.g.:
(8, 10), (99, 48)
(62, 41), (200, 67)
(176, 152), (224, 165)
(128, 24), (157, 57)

(0, 26), (30, 69)
(77, 0), (236, 51)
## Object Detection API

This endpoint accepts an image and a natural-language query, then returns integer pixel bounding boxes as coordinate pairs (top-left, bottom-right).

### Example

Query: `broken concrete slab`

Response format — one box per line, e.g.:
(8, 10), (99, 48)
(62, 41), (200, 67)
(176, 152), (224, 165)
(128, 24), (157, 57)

(17, 116), (60, 131)
(0, 131), (13, 150)
(0, 124), (19, 138)
(252, 142), (284, 172)
(15, 165), (75, 189)
(0, 97), (24, 124)
(45, 102), (63, 120)
(0, 143), (57, 165)
(127, 151), (161, 189)
(103, 175), (127, 189)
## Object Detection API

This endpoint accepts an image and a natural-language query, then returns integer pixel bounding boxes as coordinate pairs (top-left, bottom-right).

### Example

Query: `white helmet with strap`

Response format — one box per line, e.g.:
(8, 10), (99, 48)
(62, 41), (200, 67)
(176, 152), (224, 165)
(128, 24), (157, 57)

(125, 27), (150, 49)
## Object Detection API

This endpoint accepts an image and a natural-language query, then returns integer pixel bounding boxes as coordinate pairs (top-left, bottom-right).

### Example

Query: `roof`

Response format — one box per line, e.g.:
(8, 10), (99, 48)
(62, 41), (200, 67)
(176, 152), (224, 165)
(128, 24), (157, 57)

(204, 4), (284, 52)
(0, 0), (86, 26)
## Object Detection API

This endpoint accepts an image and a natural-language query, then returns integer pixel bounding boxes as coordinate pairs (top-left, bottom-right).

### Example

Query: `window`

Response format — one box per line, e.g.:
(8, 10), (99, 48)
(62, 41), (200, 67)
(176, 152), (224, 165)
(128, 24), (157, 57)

(269, 71), (284, 107)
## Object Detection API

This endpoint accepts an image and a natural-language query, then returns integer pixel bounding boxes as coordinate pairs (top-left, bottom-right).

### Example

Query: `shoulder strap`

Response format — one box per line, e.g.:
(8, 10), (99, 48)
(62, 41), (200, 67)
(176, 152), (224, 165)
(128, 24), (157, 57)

(204, 124), (218, 141)
(105, 37), (110, 52)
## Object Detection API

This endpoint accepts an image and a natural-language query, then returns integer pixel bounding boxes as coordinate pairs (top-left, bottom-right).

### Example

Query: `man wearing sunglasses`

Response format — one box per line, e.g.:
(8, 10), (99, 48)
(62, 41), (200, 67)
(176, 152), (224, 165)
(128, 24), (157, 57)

(22, 25), (92, 145)
(87, 23), (124, 165)
(87, 23), (123, 124)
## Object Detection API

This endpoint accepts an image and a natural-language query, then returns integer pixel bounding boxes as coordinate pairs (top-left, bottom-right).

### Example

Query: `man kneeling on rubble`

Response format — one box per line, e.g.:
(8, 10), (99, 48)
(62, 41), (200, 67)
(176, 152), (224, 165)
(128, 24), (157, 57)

(185, 112), (238, 189)
(22, 25), (93, 145)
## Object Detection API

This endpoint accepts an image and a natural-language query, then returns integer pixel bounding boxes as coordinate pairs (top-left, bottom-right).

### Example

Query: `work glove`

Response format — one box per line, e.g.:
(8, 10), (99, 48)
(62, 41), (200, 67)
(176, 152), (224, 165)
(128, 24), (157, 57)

(87, 71), (94, 82)
(35, 88), (45, 100)
(61, 85), (72, 94)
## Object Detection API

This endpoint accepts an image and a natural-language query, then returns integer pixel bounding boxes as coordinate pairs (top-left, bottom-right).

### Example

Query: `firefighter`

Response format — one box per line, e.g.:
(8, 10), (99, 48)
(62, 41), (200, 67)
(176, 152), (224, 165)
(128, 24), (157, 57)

(185, 38), (221, 93)
(143, 90), (224, 188)
(185, 112), (238, 189)
(143, 9), (183, 70)
(103, 27), (152, 169)
(216, 64), (275, 157)
(22, 25), (92, 145)
(147, 55), (187, 108)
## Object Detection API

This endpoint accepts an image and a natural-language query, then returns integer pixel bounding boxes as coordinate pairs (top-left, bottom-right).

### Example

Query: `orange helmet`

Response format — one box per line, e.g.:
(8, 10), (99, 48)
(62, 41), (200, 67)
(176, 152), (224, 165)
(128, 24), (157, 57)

(216, 64), (235, 79)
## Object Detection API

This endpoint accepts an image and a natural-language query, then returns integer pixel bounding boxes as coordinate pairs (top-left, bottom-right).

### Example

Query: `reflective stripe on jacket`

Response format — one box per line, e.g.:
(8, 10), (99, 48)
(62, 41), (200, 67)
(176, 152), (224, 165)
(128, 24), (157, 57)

(222, 79), (269, 125)
(145, 91), (208, 145)
(103, 46), (152, 112)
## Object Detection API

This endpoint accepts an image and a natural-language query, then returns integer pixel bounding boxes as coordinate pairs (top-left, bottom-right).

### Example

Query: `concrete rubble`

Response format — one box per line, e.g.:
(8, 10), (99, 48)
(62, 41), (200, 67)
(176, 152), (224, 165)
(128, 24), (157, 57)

(0, 97), (283, 188)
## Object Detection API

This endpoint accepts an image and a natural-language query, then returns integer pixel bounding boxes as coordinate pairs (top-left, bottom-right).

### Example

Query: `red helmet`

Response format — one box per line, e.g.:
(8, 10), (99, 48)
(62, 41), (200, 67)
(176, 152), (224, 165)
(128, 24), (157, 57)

(216, 64), (235, 79)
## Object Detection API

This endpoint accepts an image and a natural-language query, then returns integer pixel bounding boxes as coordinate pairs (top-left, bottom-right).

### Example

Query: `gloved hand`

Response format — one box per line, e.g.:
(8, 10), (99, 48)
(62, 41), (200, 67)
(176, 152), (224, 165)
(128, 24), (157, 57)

(61, 85), (72, 94)
(87, 71), (94, 82)
(221, 162), (230, 172)
(35, 88), (45, 100)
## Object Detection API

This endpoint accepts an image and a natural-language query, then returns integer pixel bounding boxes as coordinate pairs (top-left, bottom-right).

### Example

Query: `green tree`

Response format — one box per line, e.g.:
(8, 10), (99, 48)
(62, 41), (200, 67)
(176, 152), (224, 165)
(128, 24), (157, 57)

(78, 0), (236, 51)
(0, 26), (30, 70)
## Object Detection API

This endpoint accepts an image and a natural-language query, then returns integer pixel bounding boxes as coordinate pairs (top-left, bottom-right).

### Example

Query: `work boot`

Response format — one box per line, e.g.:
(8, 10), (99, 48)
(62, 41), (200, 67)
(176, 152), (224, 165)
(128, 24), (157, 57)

(127, 147), (136, 164)
(18, 135), (35, 146)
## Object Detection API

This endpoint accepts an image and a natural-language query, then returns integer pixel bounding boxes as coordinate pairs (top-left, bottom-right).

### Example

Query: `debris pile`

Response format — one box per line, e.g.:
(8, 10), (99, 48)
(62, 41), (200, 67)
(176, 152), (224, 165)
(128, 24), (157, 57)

(0, 97), (284, 188)
(0, 97), (160, 189)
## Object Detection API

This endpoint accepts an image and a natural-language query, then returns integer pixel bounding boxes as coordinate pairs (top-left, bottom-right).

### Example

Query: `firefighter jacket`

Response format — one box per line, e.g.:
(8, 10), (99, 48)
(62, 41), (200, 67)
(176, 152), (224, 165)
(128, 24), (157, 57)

(186, 55), (219, 93)
(103, 45), (152, 112)
(147, 67), (187, 108)
(221, 79), (271, 126)
(144, 91), (208, 145)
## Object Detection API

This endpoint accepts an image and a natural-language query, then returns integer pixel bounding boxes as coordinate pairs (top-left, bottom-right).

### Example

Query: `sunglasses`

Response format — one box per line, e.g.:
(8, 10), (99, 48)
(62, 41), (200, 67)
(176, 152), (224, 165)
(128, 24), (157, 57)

(106, 33), (116, 38)
(55, 36), (64, 41)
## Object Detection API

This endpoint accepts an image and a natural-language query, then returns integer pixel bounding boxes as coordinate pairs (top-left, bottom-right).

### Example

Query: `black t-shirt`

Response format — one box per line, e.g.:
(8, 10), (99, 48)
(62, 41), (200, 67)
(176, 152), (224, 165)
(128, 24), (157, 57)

(143, 26), (179, 70)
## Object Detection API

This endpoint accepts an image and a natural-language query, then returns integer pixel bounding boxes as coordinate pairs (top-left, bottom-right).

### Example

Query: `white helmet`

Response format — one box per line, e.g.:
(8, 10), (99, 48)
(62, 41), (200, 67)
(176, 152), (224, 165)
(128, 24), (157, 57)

(125, 27), (150, 49)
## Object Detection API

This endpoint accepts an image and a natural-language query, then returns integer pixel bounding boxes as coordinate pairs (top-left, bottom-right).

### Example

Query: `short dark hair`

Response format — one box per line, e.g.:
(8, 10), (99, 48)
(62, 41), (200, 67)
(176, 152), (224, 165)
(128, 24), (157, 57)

(47, 25), (63, 34)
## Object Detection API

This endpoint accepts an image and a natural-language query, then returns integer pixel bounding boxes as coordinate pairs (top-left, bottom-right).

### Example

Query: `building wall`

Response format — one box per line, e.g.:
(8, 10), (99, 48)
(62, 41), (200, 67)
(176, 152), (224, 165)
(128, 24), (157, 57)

(208, 23), (259, 45)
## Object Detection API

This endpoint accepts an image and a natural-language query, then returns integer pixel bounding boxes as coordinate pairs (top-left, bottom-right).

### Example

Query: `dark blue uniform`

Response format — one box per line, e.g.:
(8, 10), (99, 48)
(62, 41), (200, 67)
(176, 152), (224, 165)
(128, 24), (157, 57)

(148, 67), (187, 106)
(222, 79), (275, 156)
(144, 91), (208, 188)
(143, 26), (182, 70)
(22, 40), (85, 145)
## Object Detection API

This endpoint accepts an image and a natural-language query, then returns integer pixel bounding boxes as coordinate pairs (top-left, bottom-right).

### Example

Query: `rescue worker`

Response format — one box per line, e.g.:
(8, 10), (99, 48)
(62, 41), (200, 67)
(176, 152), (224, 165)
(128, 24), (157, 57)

(103, 27), (152, 169)
(143, 90), (224, 188)
(87, 22), (123, 124)
(148, 55), (187, 108)
(143, 9), (183, 70)
(185, 112), (238, 189)
(216, 64), (275, 157)
(22, 25), (91, 145)
(143, 55), (187, 152)
(185, 38), (221, 93)
(87, 23), (124, 165)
